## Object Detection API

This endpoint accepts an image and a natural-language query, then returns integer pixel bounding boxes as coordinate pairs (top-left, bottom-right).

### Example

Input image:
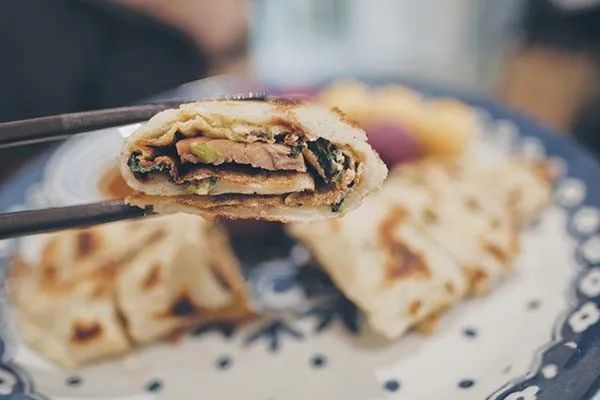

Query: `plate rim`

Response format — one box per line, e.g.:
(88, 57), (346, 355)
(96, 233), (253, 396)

(1, 80), (599, 400)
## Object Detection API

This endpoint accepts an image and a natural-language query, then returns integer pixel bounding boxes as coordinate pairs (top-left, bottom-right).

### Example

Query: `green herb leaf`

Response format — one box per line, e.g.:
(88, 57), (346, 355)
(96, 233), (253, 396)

(331, 170), (344, 184)
(128, 153), (168, 175)
(331, 198), (344, 213)
(307, 138), (337, 178)
(289, 142), (306, 157)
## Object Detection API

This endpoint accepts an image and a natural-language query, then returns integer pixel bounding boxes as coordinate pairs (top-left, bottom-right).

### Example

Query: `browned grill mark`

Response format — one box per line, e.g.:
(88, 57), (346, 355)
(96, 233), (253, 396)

(466, 267), (488, 290)
(385, 241), (429, 281)
(90, 283), (109, 299)
(415, 305), (449, 335)
(76, 231), (101, 259)
(142, 264), (162, 290)
(415, 313), (439, 335)
(88, 260), (119, 299)
(41, 263), (56, 282)
(407, 300), (422, 316)
(148, 229), (167, 245)
(85, 228), (163, 297)
(482, 242), (508, 264)
(271, 97), (301, 107)
(465, 196), (480, 211)
(444, 281), (455, 294)
(93, 261), (120, 281)
(422, 208), (439, 224)
(71, 322), (102, 343)
(331, 107), (362, 129)
(164, 328), (188, 344)
(378, 207), (430, 282)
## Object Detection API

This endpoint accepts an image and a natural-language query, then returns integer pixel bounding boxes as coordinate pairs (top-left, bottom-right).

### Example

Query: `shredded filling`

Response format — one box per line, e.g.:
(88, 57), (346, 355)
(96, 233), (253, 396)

(128, 126), (360, 212)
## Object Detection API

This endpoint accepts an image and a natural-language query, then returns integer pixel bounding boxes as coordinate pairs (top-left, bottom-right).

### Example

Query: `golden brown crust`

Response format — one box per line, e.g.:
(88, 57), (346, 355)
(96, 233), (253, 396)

(414, 305), (450, 335)
(331, 107), (362, 129)
(270, 97), (303, 110)
(378, 207), (430, 284)
(9, 215), (253, 367)
(141, 264), (162, 290)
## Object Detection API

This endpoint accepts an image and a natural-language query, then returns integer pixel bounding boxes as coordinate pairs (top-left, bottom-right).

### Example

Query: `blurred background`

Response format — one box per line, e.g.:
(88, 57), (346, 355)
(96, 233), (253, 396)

(2, 0), (600, 181)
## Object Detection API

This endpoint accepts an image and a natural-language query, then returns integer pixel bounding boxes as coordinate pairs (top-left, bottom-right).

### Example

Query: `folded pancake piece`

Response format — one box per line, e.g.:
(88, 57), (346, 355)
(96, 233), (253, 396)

(289, 159), (552, 338)
(8, 214), (251, 368)
(120, 100), (388, 222)
(384, 161), (521, 294)
(481, 160), (553, 226)
(115, 216), (251, 343)
(9, 257), (131, 369)
(288, 188), (468, 339)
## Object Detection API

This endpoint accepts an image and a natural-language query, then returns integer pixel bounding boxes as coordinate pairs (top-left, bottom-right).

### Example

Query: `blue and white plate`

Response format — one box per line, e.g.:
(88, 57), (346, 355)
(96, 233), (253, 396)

(1, 83), (599, 400)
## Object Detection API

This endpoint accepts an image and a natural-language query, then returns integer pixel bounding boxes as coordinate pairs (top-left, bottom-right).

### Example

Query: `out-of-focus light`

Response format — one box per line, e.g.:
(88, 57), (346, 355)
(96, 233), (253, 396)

(551, 0), (600, 10)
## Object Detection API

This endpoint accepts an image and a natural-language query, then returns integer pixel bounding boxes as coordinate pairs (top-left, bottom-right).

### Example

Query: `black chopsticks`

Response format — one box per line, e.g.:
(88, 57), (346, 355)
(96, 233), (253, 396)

(0, 201), (151, 240)
(0, 102), (182, 148)
(0, 91), (268, 239)
(0, 91), (267, 148)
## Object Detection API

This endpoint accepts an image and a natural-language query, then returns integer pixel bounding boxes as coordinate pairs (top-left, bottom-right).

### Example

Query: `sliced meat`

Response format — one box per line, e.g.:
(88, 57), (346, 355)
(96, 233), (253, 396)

(177, 165), (315, 195)
(176, 137), (306, 172)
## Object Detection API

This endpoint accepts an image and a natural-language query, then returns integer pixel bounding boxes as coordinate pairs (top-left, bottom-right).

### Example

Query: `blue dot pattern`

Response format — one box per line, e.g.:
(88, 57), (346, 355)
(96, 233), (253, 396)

(217, 356), (231, 370)
(527, 300), (541, 310)
(66, 376), (81, 386)
(463, 328), (478, 337)
(146, 380), (162, 392)
(458, 379), (475, 389)
(384, 380), (400, 392)
(311, 354), (326, 368)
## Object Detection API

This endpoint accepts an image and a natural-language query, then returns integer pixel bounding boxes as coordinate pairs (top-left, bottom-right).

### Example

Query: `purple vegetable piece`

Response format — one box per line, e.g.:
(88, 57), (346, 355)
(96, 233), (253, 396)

(365, 120), (423, 167)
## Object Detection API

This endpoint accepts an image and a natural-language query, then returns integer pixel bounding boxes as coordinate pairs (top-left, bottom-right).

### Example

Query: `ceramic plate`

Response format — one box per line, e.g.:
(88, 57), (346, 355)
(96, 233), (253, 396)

(1, 83), (599, 400)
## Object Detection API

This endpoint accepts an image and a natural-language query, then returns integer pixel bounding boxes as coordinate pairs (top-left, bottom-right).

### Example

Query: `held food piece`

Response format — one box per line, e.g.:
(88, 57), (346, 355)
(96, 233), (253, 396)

(289, 160), (552, 338)
(120, 99), (388, 221)
(8, 214), (251, 368)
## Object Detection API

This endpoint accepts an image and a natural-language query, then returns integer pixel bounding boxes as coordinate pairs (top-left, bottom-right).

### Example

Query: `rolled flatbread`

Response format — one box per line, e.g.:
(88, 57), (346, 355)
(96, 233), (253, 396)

(120, 100), (388, 222)
(8, 214), (251, 368)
